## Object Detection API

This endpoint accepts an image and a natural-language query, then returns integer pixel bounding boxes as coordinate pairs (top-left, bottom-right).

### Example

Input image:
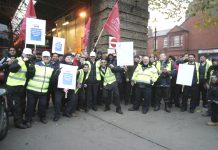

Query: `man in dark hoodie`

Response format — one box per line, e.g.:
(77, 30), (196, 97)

(52, 53), (78, 121)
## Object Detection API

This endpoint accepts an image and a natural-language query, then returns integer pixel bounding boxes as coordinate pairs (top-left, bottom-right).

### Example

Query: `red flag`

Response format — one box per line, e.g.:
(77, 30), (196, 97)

(103, 2), (120, 41)
(83, 17), (91, 48)
(19, 0), (37, 41)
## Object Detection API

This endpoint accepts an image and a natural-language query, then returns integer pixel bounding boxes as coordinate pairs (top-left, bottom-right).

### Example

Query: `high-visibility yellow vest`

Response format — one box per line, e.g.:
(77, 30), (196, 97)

(7, 57), (27, 86)
(100, 67), (116, 86)
(155, 60), (172, 73)
(132, 64), (158, 85)
(84, 60), (101, 81)
(75, 69), (89, 94)
(27, 64), (53, 93)
(185, 62), (200, 84)
(204, 59), (212, 79)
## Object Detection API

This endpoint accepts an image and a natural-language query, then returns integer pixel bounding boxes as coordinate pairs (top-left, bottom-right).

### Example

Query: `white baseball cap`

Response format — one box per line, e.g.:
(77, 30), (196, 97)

(22, 48), (32, 55)
(42, 51), (51, 57)
(90, 51), (96, 57)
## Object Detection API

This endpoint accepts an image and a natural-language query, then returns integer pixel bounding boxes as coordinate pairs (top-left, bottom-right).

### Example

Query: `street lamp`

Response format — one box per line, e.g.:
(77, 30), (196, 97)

(153, 18), (157, 54)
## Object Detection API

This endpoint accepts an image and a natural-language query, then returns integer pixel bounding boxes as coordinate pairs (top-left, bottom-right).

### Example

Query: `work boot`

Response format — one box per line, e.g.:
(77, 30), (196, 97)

(104, 106), (110, 112)
(207, 121), (218, 126)
(25, 122), (32, 128)
(116, 108), (123, 114)
(154, 106), (160, 111)
(40, 117), (48, 124)
(53, 116), (60, 122)
(189, 108), (195, 113)
(63, 113), (72, 118)
(15, 123), (27, 129)
(128, 107), (139, 111)
(164, 103), (171, 113)
(92, 106), (97, 111)
(142, 108), (148, 114)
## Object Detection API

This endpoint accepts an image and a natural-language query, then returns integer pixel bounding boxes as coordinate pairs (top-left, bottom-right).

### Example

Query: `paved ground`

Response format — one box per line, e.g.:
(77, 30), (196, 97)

(0, 104), (218, 150)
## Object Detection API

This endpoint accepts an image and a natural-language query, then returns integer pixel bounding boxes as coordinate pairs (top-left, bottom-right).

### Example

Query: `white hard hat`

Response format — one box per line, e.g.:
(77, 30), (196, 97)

(90, 51), (96, 57)
(22, 48), (32, 55)
(42, 51), (51, 57)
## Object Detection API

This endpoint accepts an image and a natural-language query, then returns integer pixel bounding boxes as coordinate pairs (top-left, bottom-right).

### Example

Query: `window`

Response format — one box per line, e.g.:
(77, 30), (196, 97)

(164, 37), (168, 47)
(174, 36), (180, 47)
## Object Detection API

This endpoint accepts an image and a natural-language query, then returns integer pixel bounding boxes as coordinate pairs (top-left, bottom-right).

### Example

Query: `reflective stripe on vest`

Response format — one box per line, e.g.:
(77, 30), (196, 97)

(84, 60), (101, 81)
(27, 65), (53, 93)
(6, 57), (27, 86)
(132, 64), (158, 85)
(101, 67), (116, 86)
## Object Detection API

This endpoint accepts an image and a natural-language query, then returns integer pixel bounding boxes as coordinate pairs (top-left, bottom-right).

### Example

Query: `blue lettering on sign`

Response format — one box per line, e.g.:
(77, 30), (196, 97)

(55, 42), (62, 52)
(31, 28), (42, 41)
(63, 73), (73, 85)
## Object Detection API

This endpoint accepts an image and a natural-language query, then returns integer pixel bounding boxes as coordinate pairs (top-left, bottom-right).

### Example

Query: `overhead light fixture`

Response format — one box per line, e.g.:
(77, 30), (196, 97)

(79, 11), (87, 18)
(62, 21), (69, 26)
(52, 28), (56, 32)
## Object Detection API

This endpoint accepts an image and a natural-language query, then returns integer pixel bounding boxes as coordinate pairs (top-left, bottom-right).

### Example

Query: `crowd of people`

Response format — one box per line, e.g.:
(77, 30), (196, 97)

(0, 47), (218, 129)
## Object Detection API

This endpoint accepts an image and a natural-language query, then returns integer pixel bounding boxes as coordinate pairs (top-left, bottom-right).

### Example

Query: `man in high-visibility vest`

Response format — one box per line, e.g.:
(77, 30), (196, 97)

(128, 56), (158, 114)
(77, 63), (89, 111)
(181, 54), (199, 113)
(198, 55), (212, 108)
(99, 58), (123, 114)
(83, 52), (101, 112)
(6, 48), (33, 129)
(25, 51), (53, 127)
(154, 53), (172, 112)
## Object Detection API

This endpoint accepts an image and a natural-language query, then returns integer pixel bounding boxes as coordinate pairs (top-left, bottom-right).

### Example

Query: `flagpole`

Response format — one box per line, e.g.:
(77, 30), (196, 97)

(93, 0), (119, 50)
(93, 28), (104, 50)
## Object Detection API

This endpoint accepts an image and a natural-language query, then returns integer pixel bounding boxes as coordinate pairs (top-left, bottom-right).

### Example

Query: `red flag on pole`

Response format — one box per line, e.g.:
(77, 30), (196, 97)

(103, 2), (120, 42)
(19, 0), (37, 41)
(83, 17), (91, 48)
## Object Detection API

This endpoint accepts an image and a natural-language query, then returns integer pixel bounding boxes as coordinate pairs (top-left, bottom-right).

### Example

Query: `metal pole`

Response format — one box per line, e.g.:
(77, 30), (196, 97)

(154, 27), (157, 53)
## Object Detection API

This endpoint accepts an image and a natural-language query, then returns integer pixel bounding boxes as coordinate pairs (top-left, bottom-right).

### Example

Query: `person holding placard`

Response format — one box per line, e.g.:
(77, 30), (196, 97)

(128, 56), (158, 114)
(181, 54), (199, 113)
(25, 51), (54, 127)
(52, 53), (78, 121)
(99, 58), (123, 114)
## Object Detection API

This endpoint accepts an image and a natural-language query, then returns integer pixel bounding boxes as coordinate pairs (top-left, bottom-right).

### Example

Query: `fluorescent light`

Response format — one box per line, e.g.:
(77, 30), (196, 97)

(62, 21), (69, 26)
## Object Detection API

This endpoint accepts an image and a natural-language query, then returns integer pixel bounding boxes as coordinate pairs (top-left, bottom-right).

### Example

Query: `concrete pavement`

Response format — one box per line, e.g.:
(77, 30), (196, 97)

(0, 104), (218, 150)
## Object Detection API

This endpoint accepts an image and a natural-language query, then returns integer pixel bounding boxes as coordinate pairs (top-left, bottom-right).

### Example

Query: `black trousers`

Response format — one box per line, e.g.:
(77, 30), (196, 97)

(54, 89), (77, 117)
(155, 87), (170, 106)
(211, 103), (218, 122)
(77, 88), (86, 110)
(26, 91), (47, 121)
(133, 86), (152, 111)
(117, 82), (125, 102)
(7, 85), (26, 125)
(125, 81), (132, 104)
(198, 82), (207, 106)
(182, 85), (199, 110)
(170, 84), (182, 106)
(86, 83), (99, 109)
(102, 85), (121, 109)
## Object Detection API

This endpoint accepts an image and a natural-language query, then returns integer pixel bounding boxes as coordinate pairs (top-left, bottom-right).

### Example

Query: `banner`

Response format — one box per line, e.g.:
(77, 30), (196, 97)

(83, 17), (91, 48)
(26, 18), (46, 45)
(58, 64), (78, 89)
(52, 37), (65, 54)
(116, 42), (134, 66)
(103, 2), (120, 41)
(19, 0), (36, 41)
(176, 64), (195, 86)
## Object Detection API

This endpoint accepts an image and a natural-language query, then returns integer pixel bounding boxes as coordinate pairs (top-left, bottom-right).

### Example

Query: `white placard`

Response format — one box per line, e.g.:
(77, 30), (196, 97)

(176, 64), (195, 86)
(107, 49), (116, 54)
(116, 42), (134, 66)
(26, 18), (46, 45)
(52, 37), (65, 54)
(58, 64), (78, 89)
